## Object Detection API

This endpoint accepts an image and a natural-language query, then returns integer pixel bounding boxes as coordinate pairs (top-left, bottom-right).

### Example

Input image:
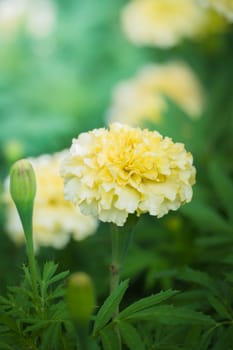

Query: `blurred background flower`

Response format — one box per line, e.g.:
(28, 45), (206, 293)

(4, 151), (98, 250)
(0, 0), (56, 38)
(122, 0), (227, 48)
(197, 0), (233, 22)
(107, 61), (205, 127)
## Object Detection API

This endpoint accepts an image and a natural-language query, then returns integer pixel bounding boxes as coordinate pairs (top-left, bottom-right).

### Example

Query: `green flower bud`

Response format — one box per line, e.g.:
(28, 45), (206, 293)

(10, 159), (36, 205)
(66, 272), (95, 324)
(10, 159), (36, 240)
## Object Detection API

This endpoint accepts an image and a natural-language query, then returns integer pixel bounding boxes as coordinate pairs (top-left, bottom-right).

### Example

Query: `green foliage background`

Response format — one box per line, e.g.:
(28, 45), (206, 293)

(0, 0), (232, 348)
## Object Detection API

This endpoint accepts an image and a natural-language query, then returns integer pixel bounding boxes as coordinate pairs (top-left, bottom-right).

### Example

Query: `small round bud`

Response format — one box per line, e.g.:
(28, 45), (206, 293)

(66, 272), (95, 324)
(10, 159), (36, 206)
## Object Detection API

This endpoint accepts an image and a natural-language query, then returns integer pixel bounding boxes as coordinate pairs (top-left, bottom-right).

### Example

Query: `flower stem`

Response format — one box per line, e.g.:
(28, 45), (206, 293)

(110, 216), (139, 293)
(110, 224), (122, 349)
(26, 230), (38, 299)
(76, 324), (89, 350)
(110, 225), (121, 295)
(20, 205), (38, 300)
(109, 217), (139, 349)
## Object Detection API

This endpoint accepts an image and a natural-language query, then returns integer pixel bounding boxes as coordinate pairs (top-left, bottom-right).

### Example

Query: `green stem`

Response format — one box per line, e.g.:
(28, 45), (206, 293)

(110, 225), (121, 294)
(19, 204), (38, 300)
(110, 215), (139, 294)
(26, 233), (38, 299)
(109, 216), (139, 350)
(110, 225), (122, 350)
(76, 323), (89, 350)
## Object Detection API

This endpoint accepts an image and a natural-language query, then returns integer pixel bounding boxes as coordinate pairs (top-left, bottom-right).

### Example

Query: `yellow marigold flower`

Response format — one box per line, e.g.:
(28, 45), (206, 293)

(5, 151), (98, 249)
(107, 62), (204, 126)
(197, 0), (233, 22)
(61, 123), (195, 227)
(122, 0), (226, 47)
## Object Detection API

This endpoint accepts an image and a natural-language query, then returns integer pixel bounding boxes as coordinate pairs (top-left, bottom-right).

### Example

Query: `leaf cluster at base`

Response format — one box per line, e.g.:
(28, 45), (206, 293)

(0, 261), (75, 350)
(93, 274), (233, 350)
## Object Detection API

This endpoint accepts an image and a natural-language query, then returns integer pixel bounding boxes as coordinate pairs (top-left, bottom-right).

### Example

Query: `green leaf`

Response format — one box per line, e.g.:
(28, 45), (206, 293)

(91, 341), (102, 350)
(212, 325), (233, 350)
(40, 261), (68, 300)
(0, 342), (15, 350)
(49, 270), (69, 284)
(196, 234), (233, 248)
(181, 201), (232, 233)
(22, 265), (32, 287)
(42, 261), (58, 282)
(41, 322), (62, 350)
(0, 315), (18, 332)
(24, 320), (51, 333)
(8, 285), (32, 300)
(222, 254), (233, 265)
(124, 305), (215, 326)
(199, 329), (214, 350)
(207, 295), (232, 320)
(0, 296), (11, 306)
(93, 280), (129, 335)
(208, 161), (233, 222)
(183, 326), (202, 350)
(225, 271), (233, 283)
(117, 289), (178, 320)
(119, 321), (145, 350)
(100, 325), (121, 350)
(177, 267), (216, 294)
(47, 284), (65, 301)
(154, 346), (184, 350)
(158, 96), (195, 147)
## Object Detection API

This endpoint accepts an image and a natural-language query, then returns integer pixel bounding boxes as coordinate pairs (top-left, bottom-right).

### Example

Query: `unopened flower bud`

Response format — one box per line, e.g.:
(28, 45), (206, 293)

(10, 159), (36, 239)
(66, 272), (95, 324)
(10, 159), (36, 205)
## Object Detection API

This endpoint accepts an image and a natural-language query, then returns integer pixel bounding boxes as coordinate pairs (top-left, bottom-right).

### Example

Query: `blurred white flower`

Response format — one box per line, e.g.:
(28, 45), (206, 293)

(107, 61), (205, 127)
(122, 0), (227, 48)
(0, 0), (56, 37)
(26, 0), (56, 38)
(122, 0), (206, 47)
(5, 151), (98, 250)
(0, 0), (26, 32)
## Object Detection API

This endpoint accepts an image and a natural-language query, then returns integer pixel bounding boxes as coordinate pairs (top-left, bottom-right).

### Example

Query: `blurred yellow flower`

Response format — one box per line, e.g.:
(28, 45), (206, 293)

(197, 0), (233, 22)
(107, 62), (204, 126)
(122, 0), (226, 47)
(5, 151), (98, 249)
(61, 123), (195, 226)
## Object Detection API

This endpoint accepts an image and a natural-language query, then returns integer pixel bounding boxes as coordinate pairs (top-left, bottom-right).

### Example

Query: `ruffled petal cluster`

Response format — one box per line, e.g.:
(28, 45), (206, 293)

(122, 0), (226, 48)
(61, 123), (196, 226)
(197, 0), (233, 21)
(107, 62), (204, 126)
(5, 151), (98, 249)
